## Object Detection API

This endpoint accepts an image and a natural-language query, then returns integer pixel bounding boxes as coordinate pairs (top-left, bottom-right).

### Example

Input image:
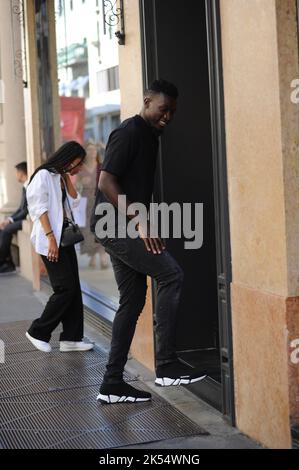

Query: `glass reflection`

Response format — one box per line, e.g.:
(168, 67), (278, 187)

(55, 0), (120, 301)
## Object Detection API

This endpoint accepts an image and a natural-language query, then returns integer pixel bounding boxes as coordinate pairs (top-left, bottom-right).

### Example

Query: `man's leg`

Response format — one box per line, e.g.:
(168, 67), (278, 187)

(101, 236), (183, 368)
(97, 251), (153, 403)
(99, 235), (207, 390)
(0, 221), (22, 265)
(103, 254), (147, 384)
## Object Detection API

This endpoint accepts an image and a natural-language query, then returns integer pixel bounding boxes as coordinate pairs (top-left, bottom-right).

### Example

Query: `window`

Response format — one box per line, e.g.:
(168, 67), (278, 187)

(111, 114), (120, 129)
(97, 70), (108, 94)
(58, 0), (63, 16)
(97, 66), (119, 93)
(108, 66), (119, 91)
(55, 0), (120, 306)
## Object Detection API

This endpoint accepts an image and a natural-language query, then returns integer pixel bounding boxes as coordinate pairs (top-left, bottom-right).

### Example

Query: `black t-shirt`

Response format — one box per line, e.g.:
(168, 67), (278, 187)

(91, 115), (159, 231)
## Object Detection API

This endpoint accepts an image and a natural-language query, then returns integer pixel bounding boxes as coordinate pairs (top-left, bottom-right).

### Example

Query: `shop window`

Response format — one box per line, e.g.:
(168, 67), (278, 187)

(55, 0), (120, 306)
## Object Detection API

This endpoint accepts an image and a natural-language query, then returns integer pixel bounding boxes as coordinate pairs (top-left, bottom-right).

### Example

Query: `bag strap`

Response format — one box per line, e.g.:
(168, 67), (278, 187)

(61, 177), (76, 223)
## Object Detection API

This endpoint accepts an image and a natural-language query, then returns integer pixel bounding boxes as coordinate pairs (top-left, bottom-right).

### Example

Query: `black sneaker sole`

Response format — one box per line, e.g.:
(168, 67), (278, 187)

(96, 393), (152, 404)
(155, 374), (207, 387)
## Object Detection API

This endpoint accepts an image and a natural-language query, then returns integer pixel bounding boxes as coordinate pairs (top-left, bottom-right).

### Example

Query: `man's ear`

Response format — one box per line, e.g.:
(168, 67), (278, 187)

(144, 96), (151, 108)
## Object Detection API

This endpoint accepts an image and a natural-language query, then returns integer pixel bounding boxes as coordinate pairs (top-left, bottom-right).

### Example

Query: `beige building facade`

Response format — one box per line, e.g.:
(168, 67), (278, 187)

(220, 0), (299, 449)
(0, 0), (298, 449)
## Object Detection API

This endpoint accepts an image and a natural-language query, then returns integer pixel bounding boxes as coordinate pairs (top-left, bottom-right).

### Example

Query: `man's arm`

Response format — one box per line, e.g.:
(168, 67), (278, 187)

(6, 189), (28, 224)
(99, 170), (165, 254)
(10, 202), (28, 222)
(99, 171), (133, 217)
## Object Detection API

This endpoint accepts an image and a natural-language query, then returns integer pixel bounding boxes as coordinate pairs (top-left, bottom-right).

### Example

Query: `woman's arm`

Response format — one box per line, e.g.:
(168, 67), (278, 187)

(39, 212), (59, 262)
(26, 170), (58, 262)
(26, 170), (49, 222)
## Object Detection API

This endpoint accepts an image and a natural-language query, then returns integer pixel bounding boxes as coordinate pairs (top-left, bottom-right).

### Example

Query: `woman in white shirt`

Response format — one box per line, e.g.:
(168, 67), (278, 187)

(25, 141), (94, 353)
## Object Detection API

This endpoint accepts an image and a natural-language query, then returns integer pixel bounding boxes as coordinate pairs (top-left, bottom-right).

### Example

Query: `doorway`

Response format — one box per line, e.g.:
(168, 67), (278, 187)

(140, 0), (234, 423)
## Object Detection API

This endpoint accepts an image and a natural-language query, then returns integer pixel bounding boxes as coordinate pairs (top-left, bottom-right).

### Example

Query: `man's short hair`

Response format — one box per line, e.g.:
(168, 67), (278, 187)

(15, 161), (27, 175)
(146, 79), (179, 100)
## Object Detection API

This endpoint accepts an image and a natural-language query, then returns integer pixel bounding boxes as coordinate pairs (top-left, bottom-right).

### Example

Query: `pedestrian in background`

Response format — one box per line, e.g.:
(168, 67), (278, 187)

(0, 162), (28, 274)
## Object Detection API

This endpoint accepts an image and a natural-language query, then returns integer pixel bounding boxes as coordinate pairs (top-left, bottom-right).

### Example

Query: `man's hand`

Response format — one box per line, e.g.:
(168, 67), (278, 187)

(99, 171), (165, 254)
(0, 219), (11, 230)
(138, 221), (165, 254)
(47, 234), (59, 262)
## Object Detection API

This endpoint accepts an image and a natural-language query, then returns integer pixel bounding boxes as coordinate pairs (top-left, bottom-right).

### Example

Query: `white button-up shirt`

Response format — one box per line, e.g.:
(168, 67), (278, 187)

(26, 169), (81, 256)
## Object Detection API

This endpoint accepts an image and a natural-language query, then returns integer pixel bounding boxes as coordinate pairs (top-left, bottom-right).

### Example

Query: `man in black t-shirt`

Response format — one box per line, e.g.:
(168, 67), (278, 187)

(94, 80), (207, 405)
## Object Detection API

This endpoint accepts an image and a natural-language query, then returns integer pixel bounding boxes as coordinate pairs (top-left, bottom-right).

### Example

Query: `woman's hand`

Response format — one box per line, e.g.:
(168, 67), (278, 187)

(47, 234), (59, 262)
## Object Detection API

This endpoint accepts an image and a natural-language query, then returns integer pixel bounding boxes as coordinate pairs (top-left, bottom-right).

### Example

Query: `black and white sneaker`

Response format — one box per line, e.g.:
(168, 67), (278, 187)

(97, 382), (152, 404)
(155, 360), (207, 387)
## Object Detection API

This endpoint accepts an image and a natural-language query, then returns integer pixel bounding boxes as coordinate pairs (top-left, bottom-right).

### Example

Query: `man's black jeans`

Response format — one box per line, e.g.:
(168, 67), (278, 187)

(0, 221), (22, 264)
(100, 234), (184, 384)
(28, 245), (84, 342)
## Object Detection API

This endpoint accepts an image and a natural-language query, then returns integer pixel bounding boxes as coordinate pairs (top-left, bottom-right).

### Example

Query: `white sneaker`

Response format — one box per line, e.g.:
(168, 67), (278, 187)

(25, 332), (52, 353)
(59, 341), (94, 352)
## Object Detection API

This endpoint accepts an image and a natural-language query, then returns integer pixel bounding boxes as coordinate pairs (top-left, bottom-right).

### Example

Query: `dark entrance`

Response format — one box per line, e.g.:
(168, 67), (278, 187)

(140, 0), (234, 423)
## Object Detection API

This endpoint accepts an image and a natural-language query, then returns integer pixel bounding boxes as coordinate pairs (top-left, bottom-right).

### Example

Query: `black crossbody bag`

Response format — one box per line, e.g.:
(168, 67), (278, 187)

(60, 179), (84, 247)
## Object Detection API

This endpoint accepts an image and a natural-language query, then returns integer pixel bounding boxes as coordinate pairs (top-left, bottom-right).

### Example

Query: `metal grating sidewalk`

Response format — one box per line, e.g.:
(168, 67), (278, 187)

(0, 320), (208, 449)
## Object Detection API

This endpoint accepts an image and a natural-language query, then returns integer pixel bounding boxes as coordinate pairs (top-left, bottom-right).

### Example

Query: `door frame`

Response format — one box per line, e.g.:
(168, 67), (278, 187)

(139, 0), (235, 424)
